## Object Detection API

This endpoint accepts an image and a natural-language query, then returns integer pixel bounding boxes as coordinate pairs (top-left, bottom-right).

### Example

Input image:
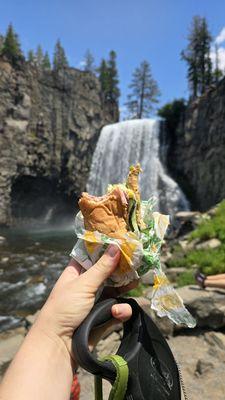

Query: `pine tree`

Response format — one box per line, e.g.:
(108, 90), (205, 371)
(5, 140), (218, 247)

(107, 50), (120, 104)
(42, 52), (51, 69)
(83, 49), (95, 72)
(98, 58), (110, 102)
(1, 23), (23, 65)
(181, 16), (213, 98)
(125, 60), (160, 119)
(27, 49), (35, 63)
(36, 45), (44, 67)
(53, 39), (68, 71)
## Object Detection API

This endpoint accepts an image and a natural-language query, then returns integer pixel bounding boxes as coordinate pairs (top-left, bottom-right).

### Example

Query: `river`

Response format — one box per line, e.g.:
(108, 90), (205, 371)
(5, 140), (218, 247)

(0, 223), (76, 332)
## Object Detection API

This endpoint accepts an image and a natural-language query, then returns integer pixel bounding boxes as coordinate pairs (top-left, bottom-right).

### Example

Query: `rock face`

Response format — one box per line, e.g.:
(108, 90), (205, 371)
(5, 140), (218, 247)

(0, 60), (117, 225)
(167, 79), (225, 211)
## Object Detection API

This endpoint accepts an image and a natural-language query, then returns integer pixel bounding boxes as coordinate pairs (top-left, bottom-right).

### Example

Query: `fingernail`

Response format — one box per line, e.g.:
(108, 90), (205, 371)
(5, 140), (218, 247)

(113, 305), (119, 316)
(106, 244), (119, 257)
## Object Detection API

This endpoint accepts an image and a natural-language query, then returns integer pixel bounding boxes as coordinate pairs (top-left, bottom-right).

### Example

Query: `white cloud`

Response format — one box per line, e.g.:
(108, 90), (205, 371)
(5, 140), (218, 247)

(210, 27), (225, 71)
(211, 45), (225, 70)
(215, 27), (225, 45)
(76, 60), (86, 69)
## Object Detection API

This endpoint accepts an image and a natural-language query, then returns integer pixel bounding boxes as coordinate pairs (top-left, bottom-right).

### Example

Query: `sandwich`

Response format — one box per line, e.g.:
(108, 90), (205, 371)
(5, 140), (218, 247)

(78, 163), (145, 239)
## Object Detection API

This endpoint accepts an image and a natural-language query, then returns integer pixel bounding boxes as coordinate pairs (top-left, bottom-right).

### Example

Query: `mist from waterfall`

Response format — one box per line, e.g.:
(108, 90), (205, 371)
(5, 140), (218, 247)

(87, 119), (189, 214)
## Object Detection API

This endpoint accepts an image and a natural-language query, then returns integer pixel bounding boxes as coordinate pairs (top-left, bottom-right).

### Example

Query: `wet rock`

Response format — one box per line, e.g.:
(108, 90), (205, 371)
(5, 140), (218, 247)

(0, 236), (6, 244)
(0, 315), (24, 332)
(1, 257), (9, 264)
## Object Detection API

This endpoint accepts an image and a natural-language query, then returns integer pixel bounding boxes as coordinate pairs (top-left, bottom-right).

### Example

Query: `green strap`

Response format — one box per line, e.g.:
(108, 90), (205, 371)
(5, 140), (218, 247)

(94, 355), (129, 400)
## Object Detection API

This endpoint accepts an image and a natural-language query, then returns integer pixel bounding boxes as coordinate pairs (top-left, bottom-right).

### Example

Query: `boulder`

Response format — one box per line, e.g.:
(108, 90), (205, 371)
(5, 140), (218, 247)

(176, 286), (225, 329)
(0, 327), (25, 378)
(0, 236), (6, 245)
(196, 238), (221, 250)
(165, 267), (187, 282)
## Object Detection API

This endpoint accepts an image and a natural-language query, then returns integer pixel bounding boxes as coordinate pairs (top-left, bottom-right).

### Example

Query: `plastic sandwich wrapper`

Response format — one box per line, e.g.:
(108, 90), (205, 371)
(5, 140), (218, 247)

(71, 197), (196, 328)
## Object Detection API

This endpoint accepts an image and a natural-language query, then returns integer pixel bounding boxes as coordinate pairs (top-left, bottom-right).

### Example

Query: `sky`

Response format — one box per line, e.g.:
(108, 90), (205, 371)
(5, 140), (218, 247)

(1, 0), (225, 114)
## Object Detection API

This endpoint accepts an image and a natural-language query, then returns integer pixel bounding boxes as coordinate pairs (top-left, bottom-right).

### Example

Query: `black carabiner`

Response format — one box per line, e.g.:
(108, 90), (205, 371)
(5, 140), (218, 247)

(72, 298), (181, 400)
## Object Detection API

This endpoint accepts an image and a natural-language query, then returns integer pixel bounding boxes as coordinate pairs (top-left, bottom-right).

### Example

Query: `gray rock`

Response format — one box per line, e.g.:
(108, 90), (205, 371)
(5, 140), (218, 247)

(168, 80), (225, 211)
(196, 238), (221, 250)
(0, 61), (117, 226)
(0, 236), (6, 244)
(166, 267), (187, 282)
(177, 286), (225, 329)
(0, 328), (25, 378)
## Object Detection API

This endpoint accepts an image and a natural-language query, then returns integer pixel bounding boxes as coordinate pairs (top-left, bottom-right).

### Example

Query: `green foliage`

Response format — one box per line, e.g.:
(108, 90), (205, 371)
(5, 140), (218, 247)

(158, 98), (186, 138)
(27, 49), (35, 63)
(1, 23), (23, 65)
(107, 50), (120, 104)
(125, 283), (147, 297)
(53, 39), (68, 71)
(42, 52), (51, 69)
(181, 16), (213, 98)
(177, 270), (196, 287)
(83, 49), (95, 73)
(36, 45), (44, 67)
(98, 51), (120, 106)
(168, 201), (225, 279)
(190, 201), (225, 242)
(125, 60), (160, 119)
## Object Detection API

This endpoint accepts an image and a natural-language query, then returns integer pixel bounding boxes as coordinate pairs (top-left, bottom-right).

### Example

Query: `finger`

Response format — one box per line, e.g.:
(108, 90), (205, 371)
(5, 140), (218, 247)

(81, 245), (120, 290)
(67, 258), (83, 277)
(89, 304), (132, 349)
(111, 303), (132, 322)
(54, 260), (82, 289)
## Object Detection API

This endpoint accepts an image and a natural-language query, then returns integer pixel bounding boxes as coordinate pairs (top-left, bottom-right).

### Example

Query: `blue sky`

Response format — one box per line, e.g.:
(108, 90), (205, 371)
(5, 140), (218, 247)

(1, 0), (225, 113)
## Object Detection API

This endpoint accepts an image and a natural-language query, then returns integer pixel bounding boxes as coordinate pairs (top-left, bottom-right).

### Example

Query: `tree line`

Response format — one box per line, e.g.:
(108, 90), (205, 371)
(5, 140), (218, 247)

(0, 17), (224, 121)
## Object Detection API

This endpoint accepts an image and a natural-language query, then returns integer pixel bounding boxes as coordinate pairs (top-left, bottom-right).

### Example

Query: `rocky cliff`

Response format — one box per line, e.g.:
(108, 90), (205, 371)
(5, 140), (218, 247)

(167, 79), (225, 211)
(0, 60), (117, 225)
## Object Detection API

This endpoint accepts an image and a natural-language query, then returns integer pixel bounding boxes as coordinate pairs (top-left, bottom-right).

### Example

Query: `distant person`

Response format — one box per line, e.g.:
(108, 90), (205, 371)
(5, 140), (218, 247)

(0, 245), (134, 400)
(195, 271), (225, 289)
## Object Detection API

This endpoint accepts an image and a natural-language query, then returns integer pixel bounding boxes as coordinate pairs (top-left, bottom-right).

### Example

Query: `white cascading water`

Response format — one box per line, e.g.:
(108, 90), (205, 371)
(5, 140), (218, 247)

(87, 119), (189, 214)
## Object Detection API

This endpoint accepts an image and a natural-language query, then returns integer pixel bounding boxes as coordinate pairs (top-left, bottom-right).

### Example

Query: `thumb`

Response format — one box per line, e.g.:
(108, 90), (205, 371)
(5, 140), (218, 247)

(81, 244), (120, 290)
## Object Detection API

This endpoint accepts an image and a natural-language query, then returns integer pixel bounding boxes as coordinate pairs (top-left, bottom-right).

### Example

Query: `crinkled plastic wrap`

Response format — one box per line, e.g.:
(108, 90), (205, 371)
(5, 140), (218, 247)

(70, 198), (196, 328)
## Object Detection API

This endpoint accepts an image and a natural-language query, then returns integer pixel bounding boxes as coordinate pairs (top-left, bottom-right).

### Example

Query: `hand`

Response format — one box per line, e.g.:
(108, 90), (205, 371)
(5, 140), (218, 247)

(34, 245), (137, 363)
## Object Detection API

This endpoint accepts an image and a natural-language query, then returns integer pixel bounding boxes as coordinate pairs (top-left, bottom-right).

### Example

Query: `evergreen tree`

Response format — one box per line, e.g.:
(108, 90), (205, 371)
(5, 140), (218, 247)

(1, 23), (23, 65)
(125, 60), (160, 119)
(83, 49), (95, 72)
(27, 49), (35, 63)
(214, 43), (223, 84)
(53, 39), (68, 71)
(36, 45), (44, 67)
(181, 16), (213, 98)
(98, 58), (110, 102)
(42, 52), (51, 69)
(107, 50), (120, 104)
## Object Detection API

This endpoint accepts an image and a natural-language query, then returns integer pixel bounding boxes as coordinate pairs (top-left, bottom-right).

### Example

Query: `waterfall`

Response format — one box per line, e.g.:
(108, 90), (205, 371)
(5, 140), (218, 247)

(87, 119), (189, 214)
